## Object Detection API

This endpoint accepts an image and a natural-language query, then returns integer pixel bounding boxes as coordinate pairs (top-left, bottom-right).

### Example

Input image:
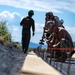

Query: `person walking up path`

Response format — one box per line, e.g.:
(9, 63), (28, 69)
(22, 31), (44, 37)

(20, 10), (35, 54)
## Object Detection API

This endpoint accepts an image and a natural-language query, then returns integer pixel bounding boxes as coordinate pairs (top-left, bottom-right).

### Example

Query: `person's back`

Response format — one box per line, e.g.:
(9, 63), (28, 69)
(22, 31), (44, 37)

(20, 16), (34, 30)
(52, 26), (75, 61)
(58, 27), (75, 60)
(57, 27), (73, 45)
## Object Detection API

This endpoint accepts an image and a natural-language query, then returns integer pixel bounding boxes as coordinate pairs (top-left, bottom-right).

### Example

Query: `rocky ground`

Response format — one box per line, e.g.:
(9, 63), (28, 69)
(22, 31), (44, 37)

(0, 43), (26, 75)
(0, 43), (75, 75)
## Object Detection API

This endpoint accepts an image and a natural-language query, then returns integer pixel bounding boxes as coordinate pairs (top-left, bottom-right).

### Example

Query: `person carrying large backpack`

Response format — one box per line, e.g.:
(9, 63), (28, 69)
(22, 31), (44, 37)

(20, 10), (35, 54)
(50, 25), (75, 62)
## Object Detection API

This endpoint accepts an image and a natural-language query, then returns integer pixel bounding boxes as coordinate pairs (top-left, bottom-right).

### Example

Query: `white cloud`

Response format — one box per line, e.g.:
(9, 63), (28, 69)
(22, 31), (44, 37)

(0, 11), (21, 21)
(65, 26), (75, 34)
(0, 0), (75, 13)
(35, 23), (44, 33)
(9, 25), (22, 42)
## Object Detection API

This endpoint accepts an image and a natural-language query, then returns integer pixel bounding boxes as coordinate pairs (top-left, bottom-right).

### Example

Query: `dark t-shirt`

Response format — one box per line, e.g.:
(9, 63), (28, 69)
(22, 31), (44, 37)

(20, 16), (35, 32)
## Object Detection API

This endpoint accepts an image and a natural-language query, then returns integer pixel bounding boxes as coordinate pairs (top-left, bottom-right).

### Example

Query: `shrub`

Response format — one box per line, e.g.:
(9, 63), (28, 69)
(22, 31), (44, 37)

(0, 21), (11, 44)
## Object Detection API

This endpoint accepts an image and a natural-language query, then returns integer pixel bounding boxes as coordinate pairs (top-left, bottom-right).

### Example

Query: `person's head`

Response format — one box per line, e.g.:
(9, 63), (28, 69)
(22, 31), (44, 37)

(28, 10), (34, 17)
(45, 12), (54, 21)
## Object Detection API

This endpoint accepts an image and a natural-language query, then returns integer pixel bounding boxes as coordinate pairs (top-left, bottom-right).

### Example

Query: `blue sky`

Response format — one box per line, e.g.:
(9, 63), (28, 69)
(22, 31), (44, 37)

(0, 0), (75, 44)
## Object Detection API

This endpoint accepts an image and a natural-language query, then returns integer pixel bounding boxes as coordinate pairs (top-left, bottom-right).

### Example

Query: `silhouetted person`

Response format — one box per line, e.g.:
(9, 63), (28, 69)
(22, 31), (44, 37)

(20, 10), (35, 54)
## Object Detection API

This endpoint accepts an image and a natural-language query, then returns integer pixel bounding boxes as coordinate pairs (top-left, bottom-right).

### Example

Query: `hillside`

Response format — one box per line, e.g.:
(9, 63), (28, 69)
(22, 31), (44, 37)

(19, 41), (75, 49)
(19, 42), (47, 48)
(29, 42), (47, 48)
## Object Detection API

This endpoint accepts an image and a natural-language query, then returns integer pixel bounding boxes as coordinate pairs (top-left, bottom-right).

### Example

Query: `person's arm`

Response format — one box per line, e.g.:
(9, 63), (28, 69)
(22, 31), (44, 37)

(32, 20), (35, 36)
(46, 36), (56, 45)
(50, 37), (56, 45)
(53, 42), (60, 48)
(20, 18), (25, 26)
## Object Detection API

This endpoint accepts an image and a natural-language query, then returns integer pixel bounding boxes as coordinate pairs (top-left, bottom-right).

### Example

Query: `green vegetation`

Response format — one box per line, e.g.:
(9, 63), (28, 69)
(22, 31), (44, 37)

(0, 21), (21, 49)
(0, 21), (11, 44)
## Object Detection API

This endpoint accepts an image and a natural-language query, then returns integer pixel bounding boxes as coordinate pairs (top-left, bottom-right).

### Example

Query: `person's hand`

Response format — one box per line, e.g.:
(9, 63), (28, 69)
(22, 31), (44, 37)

(53, 45), (56, 48)
(32, 32), (35, 36)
